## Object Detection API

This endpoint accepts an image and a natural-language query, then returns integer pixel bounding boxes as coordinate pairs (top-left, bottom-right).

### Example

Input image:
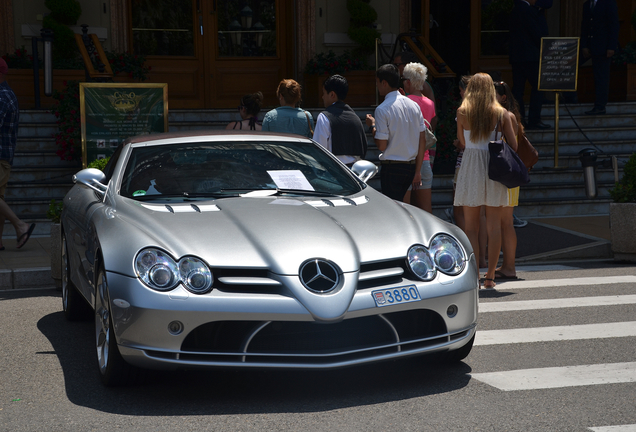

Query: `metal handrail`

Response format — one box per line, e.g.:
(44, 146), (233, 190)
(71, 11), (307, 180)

(75, 25), (113, 81)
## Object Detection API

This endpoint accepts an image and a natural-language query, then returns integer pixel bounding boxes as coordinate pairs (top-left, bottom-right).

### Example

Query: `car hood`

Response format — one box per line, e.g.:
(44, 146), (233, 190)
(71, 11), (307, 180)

(107, 190), (458, 276)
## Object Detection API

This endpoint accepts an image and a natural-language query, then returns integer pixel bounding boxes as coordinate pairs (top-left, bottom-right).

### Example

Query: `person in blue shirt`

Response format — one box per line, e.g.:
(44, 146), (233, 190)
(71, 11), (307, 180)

(0, 58), (36, 249)
(262, 79), (314, 138)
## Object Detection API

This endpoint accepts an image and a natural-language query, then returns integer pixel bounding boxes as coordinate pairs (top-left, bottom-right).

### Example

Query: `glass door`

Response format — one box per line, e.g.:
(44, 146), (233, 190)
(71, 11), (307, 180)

(205, 0), (292, 108)
(130, 0), (291, 109)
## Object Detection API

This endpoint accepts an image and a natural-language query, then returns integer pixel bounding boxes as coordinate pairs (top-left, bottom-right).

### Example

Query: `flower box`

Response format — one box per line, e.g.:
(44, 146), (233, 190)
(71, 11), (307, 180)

(303, 70), (376, 107)
(610, 202), (636, 262)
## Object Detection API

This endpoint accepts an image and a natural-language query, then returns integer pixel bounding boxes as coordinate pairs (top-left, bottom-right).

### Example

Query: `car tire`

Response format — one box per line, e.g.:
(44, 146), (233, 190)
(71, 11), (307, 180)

(443, 334), (475, 363)
(61, 233), (91, 321)
(95, 265), (137, 387)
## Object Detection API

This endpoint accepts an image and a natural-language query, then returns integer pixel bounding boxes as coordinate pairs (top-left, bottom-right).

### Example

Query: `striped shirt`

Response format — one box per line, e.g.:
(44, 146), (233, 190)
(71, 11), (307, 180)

(0, 81), (19, 165)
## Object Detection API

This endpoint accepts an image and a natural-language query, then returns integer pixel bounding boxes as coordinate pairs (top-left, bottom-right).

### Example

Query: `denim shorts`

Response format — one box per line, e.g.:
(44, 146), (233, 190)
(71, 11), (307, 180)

(408, 160), (433, 191)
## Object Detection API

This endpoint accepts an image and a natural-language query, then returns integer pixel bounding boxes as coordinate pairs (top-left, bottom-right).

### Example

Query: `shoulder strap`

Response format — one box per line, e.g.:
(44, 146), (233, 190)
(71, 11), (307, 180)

(304, 111), (314, 135)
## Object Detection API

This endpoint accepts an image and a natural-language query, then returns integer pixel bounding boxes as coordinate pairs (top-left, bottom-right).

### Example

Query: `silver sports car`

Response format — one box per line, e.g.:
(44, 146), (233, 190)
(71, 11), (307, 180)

(61, 130), (478, 386)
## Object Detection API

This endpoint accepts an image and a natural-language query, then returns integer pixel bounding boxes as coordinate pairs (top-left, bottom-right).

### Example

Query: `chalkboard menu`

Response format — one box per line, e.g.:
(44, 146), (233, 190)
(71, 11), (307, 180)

(80, 83), (168, 168)
(538, 37), (580, 92)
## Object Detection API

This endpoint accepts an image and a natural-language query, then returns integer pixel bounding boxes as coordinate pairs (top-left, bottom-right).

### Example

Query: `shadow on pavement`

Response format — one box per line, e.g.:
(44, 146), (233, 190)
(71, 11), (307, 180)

(38, 311), (473, 416)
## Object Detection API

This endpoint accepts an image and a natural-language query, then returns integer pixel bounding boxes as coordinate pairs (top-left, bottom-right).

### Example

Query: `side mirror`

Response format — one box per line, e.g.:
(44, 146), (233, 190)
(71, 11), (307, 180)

(73, 168), (108, 197)
(351, 160), (378, 183)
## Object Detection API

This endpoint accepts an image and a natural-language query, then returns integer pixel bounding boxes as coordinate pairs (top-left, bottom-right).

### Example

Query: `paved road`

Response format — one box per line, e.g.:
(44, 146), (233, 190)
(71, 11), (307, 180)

(1, 261), (635, 431)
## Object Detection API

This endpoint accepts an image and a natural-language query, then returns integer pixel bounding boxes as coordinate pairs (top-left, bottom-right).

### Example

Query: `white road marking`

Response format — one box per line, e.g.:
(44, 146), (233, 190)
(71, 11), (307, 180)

(471, 362), (636, 391)
(515, 265), (578, 272)
(474, 321), (636, 346)
(479, 295), (636, 313)
(589, 425), (636, 432)
(493, 275), (636, 290)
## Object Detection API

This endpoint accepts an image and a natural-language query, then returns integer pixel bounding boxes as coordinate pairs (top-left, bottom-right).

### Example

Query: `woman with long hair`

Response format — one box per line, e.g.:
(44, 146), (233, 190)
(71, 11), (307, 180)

(226, 92), (263, 131)
(493, 80), (522, 280)
(454, 73), (518, 289)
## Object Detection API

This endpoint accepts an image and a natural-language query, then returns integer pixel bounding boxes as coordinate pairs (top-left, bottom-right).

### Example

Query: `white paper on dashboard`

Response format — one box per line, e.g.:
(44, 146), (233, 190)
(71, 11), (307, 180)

(267, 170), (315, 191)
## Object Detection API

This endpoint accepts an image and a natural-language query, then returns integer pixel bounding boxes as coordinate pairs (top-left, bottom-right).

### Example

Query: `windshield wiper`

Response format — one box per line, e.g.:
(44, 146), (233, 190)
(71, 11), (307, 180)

(270, 188), (343, 197)
(131, 191), (240, 200)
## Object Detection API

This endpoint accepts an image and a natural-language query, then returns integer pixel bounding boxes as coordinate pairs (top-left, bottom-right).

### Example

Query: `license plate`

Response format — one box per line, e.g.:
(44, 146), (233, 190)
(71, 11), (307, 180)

(372, 285), (420, 307)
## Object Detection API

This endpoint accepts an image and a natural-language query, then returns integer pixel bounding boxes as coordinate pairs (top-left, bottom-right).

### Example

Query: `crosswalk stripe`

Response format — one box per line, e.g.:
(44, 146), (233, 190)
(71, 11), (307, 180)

(474, 321), (636, 346)
(494, 275), (636, 290)
(589, 425), (636, 432)
(471, 362), (636, 391)
(479, 295), (636, 313)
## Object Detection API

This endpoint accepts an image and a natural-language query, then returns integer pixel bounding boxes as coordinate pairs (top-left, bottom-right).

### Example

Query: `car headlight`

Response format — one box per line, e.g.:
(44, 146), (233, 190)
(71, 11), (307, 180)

(135, 248), (213, 294)
(429, 234), (465, 275)
(407, 234), (466, 281)
(407, 245), (436, 281)
(179, 257), (213, 294)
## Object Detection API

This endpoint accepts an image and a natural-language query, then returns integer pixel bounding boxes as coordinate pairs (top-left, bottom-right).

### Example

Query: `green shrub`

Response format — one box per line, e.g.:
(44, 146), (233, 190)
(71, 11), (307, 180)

(43, 16), (78, 61)
(610, 153), (636, 203)
(87, 157), (111, 171)
(47, 199), (64, 223)
(45, 0), (82, 25)
(346, 0), (380, 55)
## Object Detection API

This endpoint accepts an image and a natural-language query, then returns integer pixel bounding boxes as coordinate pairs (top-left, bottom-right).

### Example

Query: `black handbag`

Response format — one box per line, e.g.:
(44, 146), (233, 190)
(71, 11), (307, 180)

(488, 123), (530, 188)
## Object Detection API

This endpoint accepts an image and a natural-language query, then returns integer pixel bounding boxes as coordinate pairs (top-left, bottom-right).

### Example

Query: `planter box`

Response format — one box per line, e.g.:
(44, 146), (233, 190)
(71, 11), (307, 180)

(303, 71), (377, 107)
(6, 69), (137, 109)
(609, 202), (636, 262)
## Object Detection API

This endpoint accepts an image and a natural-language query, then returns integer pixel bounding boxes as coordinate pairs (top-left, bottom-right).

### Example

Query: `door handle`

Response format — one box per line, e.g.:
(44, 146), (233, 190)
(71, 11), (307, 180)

(199, 15), (203, 35)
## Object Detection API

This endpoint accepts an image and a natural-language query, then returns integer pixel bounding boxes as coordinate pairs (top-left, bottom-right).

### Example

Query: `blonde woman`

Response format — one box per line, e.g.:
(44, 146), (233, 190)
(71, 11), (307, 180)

(454, 73), (518, 289)
(402, 62), (437, 213)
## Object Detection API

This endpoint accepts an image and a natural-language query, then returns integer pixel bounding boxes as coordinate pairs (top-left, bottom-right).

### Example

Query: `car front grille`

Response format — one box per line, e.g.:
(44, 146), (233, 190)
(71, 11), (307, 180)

(210, 257), (412, 294)
(165, 309), (452, 366)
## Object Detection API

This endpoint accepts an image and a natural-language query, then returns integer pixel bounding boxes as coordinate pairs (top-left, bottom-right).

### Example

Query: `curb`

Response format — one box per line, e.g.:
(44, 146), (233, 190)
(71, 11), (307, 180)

(0, 267), (58, 290)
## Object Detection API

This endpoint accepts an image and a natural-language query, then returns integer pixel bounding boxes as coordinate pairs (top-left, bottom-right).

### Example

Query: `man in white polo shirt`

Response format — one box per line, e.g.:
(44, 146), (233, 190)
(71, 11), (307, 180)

(365, 64), (426, 201)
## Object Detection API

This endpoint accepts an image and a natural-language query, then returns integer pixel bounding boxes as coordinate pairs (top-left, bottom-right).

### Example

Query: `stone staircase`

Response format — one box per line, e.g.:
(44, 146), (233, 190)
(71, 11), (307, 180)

(12, 102), (634, 237)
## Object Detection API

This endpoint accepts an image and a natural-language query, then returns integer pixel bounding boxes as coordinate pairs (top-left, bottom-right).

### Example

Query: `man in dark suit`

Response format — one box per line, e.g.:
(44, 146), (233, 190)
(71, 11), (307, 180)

(509, 0), (550, 129)
(581, 0), (619, 115)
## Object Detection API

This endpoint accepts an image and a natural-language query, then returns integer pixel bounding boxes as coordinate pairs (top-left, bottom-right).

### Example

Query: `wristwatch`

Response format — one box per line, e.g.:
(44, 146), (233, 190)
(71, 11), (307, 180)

(368, 124), (375, 133)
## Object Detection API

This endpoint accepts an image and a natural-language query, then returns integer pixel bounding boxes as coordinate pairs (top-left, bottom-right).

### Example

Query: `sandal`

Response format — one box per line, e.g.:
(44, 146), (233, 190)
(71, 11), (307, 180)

(481, 278), (496, 290)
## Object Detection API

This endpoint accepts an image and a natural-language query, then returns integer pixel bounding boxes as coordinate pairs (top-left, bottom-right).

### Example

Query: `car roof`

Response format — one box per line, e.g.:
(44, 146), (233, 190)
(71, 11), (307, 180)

(126, 130), (314, 146)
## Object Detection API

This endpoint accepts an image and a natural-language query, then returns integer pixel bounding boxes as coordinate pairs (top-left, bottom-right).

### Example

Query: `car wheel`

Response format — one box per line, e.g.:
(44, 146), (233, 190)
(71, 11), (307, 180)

(61, 233), (91, 321)
(95, 265), (136, 387)
(443, 334), (475, 363)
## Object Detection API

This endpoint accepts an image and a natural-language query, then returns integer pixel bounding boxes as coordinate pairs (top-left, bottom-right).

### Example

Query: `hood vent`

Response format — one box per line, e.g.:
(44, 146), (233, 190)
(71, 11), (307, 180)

(305, 195), (368, 208)
(140, 203), (221, 213)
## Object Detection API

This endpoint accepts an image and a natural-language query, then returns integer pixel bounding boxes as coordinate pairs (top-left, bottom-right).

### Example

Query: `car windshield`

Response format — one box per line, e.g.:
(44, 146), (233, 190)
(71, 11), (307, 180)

(119, 140), (364, 200)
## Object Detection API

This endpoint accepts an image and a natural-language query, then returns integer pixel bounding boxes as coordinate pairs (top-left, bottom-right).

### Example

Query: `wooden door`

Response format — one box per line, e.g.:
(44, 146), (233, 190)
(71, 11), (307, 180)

(130, 0), (292, 109)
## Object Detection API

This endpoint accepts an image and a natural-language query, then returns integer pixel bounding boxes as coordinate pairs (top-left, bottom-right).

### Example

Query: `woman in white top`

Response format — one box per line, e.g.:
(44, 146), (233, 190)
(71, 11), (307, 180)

(454, 73), (518, 289)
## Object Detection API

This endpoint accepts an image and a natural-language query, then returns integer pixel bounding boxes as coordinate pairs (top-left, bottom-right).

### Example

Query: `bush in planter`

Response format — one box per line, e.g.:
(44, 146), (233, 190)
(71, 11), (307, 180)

(47, 199), (63, 224)
(1, 47), (36, 69)
(609, 153), (636, 203)
(346, 0), (380, 56)
(87, 156), (110, 171)
(305, 50), (366, 76)
(43, 0), (82, 62)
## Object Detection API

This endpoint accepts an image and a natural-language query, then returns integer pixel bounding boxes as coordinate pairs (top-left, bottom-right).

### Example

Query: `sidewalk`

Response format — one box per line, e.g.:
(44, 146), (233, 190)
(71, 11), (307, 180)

(0, 215), (613, 290)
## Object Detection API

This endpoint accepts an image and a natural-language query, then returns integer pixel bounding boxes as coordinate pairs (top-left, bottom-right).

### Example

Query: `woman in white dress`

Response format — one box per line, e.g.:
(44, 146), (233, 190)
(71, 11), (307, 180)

(454, 73), (518, 289)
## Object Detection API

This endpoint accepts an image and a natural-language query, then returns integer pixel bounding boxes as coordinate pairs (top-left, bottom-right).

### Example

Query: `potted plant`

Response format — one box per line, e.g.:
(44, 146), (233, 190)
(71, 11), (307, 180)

(303, 50), (374, 107)
(609, 152), (636, 261)
(47, 199), (64, 289)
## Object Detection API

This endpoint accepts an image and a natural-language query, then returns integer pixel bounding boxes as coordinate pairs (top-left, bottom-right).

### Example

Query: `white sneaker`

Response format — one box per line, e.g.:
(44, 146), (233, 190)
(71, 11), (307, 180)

(513, 214), (528, 228)
(444, 207), (455, 224)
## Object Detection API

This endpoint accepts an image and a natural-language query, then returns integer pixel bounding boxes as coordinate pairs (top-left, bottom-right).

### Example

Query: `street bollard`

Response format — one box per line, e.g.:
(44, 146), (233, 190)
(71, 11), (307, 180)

(579, 148), (598, 199)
